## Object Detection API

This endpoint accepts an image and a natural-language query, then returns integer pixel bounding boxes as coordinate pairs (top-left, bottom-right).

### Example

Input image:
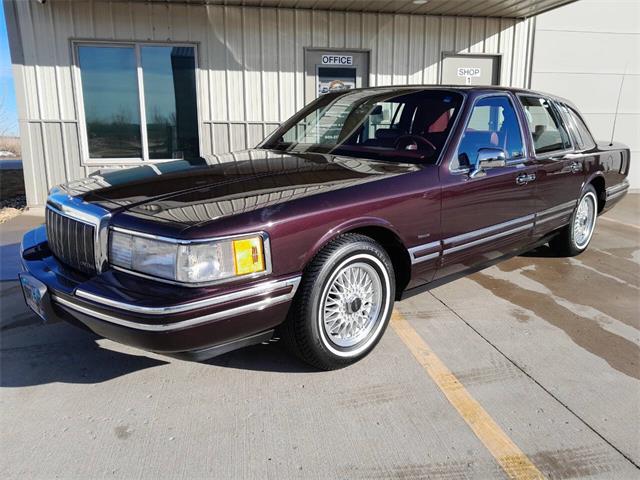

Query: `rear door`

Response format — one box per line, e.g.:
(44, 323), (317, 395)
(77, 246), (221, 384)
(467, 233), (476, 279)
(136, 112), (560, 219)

(517, 95), (585, 236)
(437, 93), (537, 280)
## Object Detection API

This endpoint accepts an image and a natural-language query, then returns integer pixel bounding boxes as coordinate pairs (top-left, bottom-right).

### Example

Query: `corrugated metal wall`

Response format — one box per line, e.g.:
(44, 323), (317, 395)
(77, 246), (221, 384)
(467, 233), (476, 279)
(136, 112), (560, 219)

(6, 0), (534, 206)
(531, 0), (640, 190)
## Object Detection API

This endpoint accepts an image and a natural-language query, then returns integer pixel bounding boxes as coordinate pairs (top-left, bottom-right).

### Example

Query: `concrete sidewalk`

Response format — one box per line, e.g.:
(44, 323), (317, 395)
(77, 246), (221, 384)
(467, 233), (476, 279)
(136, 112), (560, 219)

(0, 210), (43, 281)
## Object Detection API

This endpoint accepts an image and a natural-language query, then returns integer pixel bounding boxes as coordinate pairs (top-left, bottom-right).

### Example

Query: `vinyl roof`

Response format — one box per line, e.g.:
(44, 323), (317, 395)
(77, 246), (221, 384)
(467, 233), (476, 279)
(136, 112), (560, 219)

(135, 0), (578, 19)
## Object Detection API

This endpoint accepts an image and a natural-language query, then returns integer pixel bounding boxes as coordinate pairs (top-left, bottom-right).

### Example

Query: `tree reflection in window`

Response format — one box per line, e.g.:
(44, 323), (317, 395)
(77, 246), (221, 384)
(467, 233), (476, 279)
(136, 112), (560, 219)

(77, 44), (198, 161)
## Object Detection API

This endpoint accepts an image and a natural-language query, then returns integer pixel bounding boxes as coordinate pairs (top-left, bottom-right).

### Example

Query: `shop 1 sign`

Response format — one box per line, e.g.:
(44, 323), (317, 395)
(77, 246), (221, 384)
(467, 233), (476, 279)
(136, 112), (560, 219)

(321, 55), (353, 65)
(457, 67), (481, 84)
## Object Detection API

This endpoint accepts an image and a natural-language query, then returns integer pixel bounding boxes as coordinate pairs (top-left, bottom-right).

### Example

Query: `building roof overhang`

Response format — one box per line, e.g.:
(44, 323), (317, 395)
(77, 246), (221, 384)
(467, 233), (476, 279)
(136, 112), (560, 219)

(115, 0), (578, 19)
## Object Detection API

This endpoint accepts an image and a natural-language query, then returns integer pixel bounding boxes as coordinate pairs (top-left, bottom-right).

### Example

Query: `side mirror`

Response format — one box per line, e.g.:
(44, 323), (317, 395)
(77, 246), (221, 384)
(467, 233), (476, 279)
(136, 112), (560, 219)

(470, 148), (507, 178)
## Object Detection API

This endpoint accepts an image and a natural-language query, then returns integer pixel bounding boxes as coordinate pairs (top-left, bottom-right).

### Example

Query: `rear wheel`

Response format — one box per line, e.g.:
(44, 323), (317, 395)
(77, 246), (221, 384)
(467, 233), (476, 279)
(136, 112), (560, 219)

(549, 185), (598, 256)
(281, 234), (395, 370)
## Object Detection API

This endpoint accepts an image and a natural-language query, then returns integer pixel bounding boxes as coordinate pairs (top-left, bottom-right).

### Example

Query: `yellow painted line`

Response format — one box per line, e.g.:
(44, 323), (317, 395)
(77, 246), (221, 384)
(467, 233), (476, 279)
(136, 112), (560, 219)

(390, 309), (546, 480)
(599, 216), (640, 230)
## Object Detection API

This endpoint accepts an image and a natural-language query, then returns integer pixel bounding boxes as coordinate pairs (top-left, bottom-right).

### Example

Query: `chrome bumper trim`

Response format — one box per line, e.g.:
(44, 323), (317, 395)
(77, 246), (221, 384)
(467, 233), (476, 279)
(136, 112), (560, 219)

(75, 277), (301, 315)
(53, 277), (301, 332)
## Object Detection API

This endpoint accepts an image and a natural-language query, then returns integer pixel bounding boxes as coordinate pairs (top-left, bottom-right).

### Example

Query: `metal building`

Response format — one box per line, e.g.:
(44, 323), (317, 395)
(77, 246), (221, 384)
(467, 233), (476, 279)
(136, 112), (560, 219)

(4, 0), (579, 207)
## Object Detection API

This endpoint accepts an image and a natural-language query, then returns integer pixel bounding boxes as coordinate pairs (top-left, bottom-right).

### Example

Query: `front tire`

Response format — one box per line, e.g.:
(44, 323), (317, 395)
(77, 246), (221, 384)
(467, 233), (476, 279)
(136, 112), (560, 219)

(549, 185), (598, 256)
(281, 234), (395, 370)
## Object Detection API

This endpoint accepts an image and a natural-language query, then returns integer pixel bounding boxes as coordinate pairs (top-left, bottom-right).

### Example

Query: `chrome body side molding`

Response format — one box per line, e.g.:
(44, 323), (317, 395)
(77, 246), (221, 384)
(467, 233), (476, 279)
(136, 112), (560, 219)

(606, 180), (630, 201)
(443, 215), (534, 248)
(409, 199), (579, 263)
(408, 241), (440, 265)
(443, 222), (533, 255)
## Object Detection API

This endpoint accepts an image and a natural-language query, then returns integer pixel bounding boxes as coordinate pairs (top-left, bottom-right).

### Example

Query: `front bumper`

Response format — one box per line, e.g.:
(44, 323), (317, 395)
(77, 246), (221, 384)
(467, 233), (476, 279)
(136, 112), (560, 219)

(20, 225), (300, 360)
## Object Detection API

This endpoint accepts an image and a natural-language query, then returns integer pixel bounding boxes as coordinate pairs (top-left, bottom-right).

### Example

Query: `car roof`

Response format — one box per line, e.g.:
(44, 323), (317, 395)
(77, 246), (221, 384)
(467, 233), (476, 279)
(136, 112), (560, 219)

(338, 85), (576, 109)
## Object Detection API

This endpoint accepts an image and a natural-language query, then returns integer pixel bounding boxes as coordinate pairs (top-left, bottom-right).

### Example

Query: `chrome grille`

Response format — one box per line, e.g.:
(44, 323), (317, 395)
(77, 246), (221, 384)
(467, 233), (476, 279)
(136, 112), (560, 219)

(46, 207), (96, 275)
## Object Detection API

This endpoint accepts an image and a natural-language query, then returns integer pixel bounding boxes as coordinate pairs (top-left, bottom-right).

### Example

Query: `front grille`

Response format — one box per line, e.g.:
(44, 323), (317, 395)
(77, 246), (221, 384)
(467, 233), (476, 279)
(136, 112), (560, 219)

(46, 207), (97, 275)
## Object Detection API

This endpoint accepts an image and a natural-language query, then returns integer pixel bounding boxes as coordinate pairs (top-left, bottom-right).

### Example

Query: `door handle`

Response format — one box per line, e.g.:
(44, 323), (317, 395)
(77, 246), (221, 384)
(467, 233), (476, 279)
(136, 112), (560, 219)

(516, 173), (536, 185)
(570, 161), (582, 173)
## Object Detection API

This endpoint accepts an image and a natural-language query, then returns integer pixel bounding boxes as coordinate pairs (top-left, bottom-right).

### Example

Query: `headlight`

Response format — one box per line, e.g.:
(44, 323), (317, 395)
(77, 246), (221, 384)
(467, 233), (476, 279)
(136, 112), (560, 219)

(109, 230), (268, 284)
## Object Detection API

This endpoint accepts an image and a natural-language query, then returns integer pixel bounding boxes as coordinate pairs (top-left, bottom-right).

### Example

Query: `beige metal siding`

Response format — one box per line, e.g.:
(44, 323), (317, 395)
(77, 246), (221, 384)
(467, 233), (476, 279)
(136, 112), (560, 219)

(531, 0), (640, 190)
(7, 0), (533, 206)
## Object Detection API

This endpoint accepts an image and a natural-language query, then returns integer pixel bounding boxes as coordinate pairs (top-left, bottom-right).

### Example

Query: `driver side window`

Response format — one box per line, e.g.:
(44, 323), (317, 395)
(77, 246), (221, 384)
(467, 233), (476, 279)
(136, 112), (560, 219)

(453, 96), (524, 170)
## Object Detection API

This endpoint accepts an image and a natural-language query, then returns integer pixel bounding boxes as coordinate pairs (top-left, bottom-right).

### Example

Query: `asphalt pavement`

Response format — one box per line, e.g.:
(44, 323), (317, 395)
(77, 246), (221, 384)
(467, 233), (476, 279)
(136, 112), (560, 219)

(1, 196), (638, 479)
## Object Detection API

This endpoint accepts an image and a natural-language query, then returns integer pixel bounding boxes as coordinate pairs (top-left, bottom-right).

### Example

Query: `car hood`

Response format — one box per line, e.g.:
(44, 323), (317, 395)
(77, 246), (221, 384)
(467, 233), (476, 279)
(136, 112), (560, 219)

(57, 149), (421, 227)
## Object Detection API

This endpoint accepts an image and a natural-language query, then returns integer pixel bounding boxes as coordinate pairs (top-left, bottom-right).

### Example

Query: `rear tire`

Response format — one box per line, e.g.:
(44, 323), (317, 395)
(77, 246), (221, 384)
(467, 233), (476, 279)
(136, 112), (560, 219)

(549, 185), (598, 256)
(281, 234), (395, 370)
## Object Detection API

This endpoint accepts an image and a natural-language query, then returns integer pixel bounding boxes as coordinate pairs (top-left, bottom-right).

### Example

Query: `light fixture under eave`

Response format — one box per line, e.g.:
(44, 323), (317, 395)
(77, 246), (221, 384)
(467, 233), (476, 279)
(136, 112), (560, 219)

(413, 0), (429, 4)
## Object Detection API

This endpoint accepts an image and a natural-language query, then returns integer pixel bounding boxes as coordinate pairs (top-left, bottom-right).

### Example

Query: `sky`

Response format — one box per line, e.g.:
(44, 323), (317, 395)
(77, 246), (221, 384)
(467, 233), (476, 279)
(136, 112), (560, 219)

(1, 4), (18, 137)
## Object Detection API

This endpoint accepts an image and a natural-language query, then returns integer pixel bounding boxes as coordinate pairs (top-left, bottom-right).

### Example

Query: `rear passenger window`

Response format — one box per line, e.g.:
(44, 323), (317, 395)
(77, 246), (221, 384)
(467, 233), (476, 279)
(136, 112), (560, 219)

(558, 103), (596, 150)
(519, 96), (572, 155)
(454, 96), (524, 169)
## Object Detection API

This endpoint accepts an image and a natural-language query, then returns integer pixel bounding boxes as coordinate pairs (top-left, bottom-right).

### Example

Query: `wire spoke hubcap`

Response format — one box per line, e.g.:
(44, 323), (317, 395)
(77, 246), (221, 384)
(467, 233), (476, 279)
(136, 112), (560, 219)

(321, 262), (383, 348)
(574, 194), (595, 248)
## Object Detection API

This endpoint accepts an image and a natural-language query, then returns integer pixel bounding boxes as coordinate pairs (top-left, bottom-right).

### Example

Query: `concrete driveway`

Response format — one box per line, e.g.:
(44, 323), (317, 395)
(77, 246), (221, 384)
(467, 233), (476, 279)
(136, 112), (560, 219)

(1, 196), (638, 479)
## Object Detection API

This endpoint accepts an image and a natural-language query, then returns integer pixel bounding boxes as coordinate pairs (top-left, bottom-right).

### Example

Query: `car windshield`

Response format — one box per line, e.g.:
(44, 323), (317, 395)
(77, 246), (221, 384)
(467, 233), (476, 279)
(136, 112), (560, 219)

(260, 88), (464, 163)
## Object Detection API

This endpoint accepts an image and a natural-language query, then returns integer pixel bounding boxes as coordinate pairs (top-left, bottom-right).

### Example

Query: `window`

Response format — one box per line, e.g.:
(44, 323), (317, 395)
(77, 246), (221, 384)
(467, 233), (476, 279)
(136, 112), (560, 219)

(454, 96), (524, 169)
(557, 103), (596, 151)
(519, 96), (571, 155)
(263, 90), (463, 163)
(76, 43), (199, 162)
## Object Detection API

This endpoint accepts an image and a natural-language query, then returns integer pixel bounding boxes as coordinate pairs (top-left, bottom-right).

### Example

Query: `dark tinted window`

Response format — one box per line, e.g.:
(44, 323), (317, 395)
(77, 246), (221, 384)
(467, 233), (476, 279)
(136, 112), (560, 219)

(455, 95), (524, 169)
(519, 95), (571, 155)
(78, 46), (142, 158)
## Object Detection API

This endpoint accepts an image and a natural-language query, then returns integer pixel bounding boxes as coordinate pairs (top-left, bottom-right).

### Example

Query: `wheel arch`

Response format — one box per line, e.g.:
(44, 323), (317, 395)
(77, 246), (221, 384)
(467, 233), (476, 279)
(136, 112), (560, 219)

(585, 172), (606, 213)
(304, 218), (412, 300)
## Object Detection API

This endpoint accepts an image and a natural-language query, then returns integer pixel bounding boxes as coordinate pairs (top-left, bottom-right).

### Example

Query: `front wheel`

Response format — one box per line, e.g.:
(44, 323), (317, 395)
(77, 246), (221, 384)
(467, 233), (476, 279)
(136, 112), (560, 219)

(281, 234), (395, 370)
(549, 185), (598, 256)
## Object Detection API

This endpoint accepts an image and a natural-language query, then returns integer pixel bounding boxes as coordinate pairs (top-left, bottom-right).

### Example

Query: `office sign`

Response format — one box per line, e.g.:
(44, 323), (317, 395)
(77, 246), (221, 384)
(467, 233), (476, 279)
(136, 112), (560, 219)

(321, 55), (353, 65)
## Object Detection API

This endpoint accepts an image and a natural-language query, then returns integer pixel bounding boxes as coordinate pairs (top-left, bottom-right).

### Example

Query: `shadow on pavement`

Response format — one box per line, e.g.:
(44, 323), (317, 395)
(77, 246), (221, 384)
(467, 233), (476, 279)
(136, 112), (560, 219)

(0, 242), (22, 281)
(519, 244), (560, 258)
(205, 339), (318, 374)
(1, 309), (313, 386)
(1, 321), (169, 387)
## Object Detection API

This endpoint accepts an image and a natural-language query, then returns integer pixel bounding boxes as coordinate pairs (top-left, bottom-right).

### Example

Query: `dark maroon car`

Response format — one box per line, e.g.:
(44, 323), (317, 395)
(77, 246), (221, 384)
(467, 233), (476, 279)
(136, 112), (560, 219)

(20, 86), (630, 369)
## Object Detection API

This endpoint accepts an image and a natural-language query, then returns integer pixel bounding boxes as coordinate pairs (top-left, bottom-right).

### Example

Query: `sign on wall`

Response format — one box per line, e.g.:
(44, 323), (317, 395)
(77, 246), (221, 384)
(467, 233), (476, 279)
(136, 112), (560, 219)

(321, 55), (353, 65)
(457, 67), (482, 78)
(442, 54), (500, 86)
(457, 67), (482, 85)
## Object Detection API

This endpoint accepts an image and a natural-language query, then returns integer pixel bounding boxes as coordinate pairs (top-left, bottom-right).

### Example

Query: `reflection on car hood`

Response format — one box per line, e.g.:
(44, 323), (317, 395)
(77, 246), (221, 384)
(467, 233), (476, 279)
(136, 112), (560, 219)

(57, 149), (420, 226)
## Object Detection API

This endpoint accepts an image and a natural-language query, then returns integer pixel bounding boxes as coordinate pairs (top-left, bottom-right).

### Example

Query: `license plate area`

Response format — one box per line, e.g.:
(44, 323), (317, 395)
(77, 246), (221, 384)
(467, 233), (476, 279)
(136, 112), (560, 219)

(19, 273), (49, 322)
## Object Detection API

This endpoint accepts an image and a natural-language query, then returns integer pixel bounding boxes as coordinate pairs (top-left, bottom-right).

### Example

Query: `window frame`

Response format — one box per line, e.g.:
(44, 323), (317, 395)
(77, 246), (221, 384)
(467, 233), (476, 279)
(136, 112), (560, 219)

(449, 92), (529, 174)
(555, 102), (596, 152)
(516, 93), (575, 160)
(71, 40), (201, 165)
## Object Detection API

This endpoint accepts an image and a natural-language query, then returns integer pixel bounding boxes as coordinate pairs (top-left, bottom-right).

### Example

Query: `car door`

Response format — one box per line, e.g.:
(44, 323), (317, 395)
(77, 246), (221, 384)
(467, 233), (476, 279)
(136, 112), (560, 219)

(517, 95), (586, 236)
(436, 93), (537, 280)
